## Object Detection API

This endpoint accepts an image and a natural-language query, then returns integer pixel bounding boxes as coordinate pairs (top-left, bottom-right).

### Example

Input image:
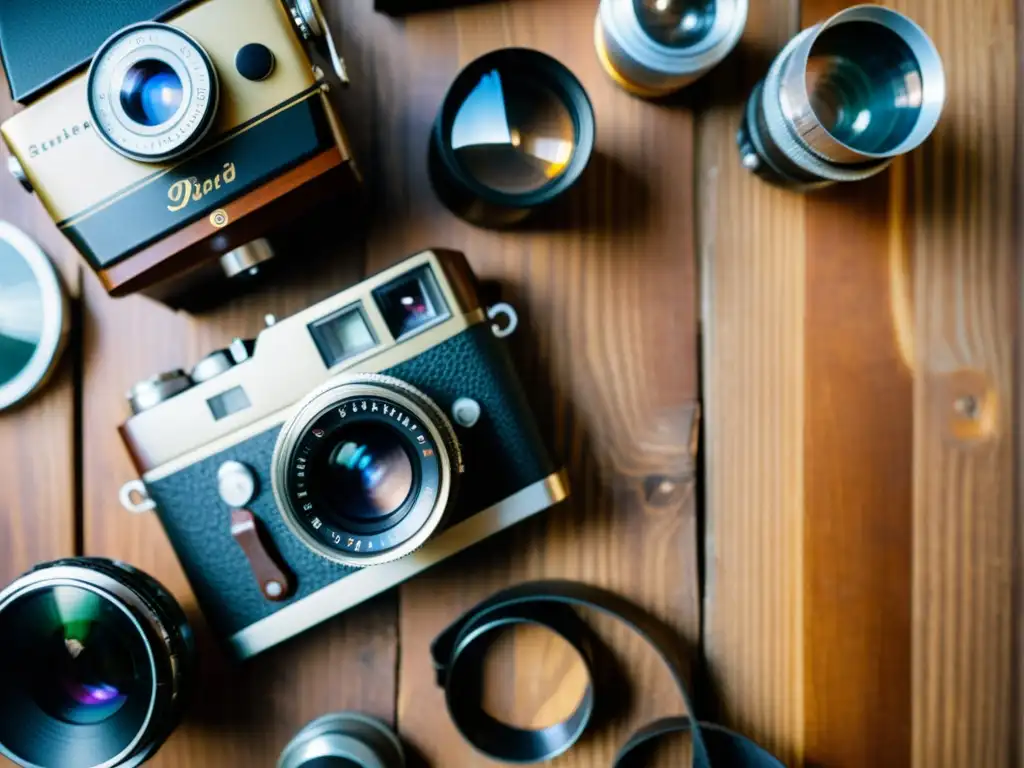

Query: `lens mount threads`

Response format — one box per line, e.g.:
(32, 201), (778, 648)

(429, 48), (595, 228)
(596, 0), (748, 97)
(431, 581), (784, 766)
(278, 712), (405, 768)
(0, 222), (69, 413)
(738, 5), (945, 190)
(0, 558), (194, 768)
(272, 373), (462, 567)
(88, 22), (220, 163)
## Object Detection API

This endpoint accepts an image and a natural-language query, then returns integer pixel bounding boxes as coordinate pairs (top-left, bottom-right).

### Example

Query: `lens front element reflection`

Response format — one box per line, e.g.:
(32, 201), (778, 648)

(450, 69), (577, 196)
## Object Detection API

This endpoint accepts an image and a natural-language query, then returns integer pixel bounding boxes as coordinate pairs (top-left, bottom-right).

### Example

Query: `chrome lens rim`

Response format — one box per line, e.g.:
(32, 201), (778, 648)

(277, 712), (405, 768)
(0, 222), (69, 413)
(779, 5), (945, 164)
(87, 22), (219, 163)
(0, 565), (162, 768)
(601, 0), (747, 77)
(272, 374), (461, 568)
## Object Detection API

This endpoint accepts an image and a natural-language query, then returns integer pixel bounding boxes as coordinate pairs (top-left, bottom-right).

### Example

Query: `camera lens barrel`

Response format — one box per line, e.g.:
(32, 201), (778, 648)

(273, 374), (462, 568)
(278, 713), (405, 768)
(738, 5), (945, 189)
(87, 22), (220, 163)
(0, 558), (194, 768)
(429, 48), (595, 228)
(595, 0), (748, 97)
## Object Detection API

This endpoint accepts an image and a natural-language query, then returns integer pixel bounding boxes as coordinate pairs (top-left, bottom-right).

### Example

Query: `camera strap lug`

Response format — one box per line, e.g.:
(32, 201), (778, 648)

(119, 480), (156, 514)
(487, 303), (518, 338)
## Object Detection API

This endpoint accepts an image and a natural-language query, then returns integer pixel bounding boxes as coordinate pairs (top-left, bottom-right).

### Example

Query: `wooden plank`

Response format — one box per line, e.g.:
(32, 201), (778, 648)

(799, 1), (914, 764)
(892, 1), (1019, 765)
(372, 1), (703, 765)
(697, 2), (806, 765)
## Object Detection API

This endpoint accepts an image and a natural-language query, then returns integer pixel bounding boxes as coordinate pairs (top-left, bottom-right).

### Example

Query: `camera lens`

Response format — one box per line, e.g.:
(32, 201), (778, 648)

(278, 712), (405, 768)
(596, 0), (747, 97)
(88, 23), (219, 163)
(120, 60), (184, 128)
(801, 23), (922, 156)
(311, 422), (416, 530)
(634, 0), (716, 47)
(430, 49), (594, 227)
(273, 375), (462, 567)
(737, 5), (945, 189)
(0, 559), (193, 768)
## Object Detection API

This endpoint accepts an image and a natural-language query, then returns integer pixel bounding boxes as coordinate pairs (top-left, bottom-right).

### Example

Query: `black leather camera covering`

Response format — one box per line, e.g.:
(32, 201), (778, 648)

(0, 0), (196, 102)
(145, 323), (558, 645)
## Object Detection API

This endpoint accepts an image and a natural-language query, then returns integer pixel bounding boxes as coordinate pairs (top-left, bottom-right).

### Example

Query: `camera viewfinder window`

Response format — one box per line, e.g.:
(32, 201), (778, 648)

(309, 305), (379, 368)
(207, 386), (252, 421)
(373, 266), (450, 340)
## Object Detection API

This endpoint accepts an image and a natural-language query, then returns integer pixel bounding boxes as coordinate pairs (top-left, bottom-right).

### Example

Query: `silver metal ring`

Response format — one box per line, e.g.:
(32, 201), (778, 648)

(0, 222), (69, 413)
(487, 303), (519, 338)
(271, 373), (461, 567)
(278, 713), (405, 768)
(87, 23), (220, 163)
(120, 480), (157, 514)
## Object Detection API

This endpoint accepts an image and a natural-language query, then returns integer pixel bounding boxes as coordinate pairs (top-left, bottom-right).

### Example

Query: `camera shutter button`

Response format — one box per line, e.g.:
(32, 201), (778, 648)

(236, 43), (276, 81)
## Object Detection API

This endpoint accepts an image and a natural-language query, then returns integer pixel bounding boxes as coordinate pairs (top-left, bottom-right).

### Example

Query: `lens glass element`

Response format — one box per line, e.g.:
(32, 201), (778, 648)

(634, 0), (717, 47)
(449, 68), (577, 195)
(0, 237), (43, 390)
(0, 585), (154, 767)
(120, 59), (184, 127)
(309, 422), (417, 532)
(805, 21), (923, 154)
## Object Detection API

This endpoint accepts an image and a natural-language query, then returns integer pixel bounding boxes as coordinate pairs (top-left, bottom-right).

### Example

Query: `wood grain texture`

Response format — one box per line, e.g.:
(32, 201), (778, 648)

(697, 2), (806, 764)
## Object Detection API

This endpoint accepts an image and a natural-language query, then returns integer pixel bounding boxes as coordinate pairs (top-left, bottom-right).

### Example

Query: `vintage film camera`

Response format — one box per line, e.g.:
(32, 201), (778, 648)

(0, 0), (359, 307)
(118, 250), (569, 659)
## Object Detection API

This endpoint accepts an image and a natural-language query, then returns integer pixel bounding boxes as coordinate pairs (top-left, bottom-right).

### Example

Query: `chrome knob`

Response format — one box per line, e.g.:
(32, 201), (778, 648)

(127, 370), (192, 414)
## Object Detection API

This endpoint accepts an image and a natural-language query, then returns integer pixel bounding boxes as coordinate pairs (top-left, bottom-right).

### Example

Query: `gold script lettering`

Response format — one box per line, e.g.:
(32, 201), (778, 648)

(166, 162), (237, 212)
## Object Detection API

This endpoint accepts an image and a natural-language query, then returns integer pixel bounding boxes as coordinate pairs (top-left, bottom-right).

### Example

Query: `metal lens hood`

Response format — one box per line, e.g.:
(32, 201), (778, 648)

(429, 48), (595, 228)
(0, 558), (193, 768)
(278, 713), (405, 768)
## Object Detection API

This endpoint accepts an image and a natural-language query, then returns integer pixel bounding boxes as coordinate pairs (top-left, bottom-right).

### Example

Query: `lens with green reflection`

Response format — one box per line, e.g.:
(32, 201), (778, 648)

(0, 559), (193, 768)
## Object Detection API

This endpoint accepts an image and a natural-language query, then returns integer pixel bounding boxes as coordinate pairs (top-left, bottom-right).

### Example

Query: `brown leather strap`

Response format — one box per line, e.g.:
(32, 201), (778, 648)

(230, 508), (293, 602)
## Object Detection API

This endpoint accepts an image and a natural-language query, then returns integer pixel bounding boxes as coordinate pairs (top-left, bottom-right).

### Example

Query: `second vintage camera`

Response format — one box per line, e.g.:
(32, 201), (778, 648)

(118, 249), (568, 659)
(0, 0), (359, 307)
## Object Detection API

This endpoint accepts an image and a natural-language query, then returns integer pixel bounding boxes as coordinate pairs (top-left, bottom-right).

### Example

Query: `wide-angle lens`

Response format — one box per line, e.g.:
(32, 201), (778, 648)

(311, 422), (416, 530)
(120, 60), (184, 127)
(0, 559), (193, 768)
(634, 0), (716, 47)
(737, 4), (945, 189)
(274, 375), (461, 567)
(430, 49), (594, 227)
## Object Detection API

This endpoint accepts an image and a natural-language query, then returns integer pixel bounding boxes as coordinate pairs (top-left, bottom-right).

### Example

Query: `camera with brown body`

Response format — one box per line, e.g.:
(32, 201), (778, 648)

(0, 0), (359, 307)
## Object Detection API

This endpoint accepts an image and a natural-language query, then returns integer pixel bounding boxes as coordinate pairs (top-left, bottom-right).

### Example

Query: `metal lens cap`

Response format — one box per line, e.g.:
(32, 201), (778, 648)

(278, 713), (405, 768)
(430, 48), (595, 227)
(0, 223), (68, 412)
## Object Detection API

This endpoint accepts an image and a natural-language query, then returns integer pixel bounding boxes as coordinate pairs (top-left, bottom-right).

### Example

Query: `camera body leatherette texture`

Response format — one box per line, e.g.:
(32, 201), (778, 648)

(144, 323), (557, 645)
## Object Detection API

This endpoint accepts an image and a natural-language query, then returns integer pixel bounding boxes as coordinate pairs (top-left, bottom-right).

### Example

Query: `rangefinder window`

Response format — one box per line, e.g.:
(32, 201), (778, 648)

(373, 266), (450, 339)
(207, 385), (251, 420)
(309, 305), (378, 368)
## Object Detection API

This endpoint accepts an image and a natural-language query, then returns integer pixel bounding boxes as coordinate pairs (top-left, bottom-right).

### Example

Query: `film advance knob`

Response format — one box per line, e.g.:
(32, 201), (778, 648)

(218, 461), (259, 508)
(127, 370), (193, 414)
(190, 349), (236, 384)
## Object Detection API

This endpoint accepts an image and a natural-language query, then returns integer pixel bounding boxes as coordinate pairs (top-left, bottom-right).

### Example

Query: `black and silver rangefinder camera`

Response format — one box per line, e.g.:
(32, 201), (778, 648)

(0, 0), (359, 307)
(118, 250), (568, 659)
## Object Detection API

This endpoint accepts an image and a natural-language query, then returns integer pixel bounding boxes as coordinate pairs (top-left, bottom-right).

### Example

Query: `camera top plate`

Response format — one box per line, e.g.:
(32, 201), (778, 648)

(0, 0), (195, 103)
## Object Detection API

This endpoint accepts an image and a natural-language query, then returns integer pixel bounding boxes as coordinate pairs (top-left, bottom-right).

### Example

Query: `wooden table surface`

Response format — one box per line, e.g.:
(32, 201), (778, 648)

(0, 1), (1018, 767)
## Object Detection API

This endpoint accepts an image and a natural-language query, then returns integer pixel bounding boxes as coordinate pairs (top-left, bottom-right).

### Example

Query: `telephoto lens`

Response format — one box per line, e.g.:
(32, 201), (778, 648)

(595, 0), (748, 97)
(737, 5), (946, 190)
(0, 559), (194, 768)
(429, 48), (595, 227)
(277, 713), (405, 768)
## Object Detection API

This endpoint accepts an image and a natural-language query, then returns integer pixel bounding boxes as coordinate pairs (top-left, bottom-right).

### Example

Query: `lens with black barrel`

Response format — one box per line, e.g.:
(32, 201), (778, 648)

(273, 374), (462, 567)
(0, 559), (194, 768)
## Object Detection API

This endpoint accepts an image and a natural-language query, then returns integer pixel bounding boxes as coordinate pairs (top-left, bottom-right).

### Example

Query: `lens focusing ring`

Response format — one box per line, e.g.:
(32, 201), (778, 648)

(278, 713), (405, 768)
(88, 22), (220, 163)
(273, 374), (462, 567)
(0, 558), (193, 768)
